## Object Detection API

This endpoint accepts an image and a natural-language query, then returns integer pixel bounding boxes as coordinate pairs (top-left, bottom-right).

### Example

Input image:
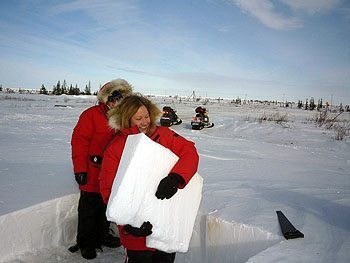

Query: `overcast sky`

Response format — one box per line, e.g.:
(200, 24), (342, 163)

(0, 0), (349, 104)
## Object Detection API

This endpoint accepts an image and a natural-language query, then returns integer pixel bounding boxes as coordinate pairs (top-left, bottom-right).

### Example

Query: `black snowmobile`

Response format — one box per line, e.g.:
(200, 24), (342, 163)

(160, 106), (182, 127)
(191, 106), (214, 130)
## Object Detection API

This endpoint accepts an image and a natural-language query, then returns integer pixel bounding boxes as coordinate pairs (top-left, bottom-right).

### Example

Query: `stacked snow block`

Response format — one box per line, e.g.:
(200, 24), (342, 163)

(106, 133), (203, 253)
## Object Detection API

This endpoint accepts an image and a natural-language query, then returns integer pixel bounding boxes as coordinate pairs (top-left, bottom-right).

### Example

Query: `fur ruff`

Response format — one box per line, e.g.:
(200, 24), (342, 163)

(108, 108), (120, 130)
(97, 79), (133, 103)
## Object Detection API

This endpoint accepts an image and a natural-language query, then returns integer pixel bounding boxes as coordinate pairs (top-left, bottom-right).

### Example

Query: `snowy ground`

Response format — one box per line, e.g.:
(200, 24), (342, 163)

(0, 93), (349, 263)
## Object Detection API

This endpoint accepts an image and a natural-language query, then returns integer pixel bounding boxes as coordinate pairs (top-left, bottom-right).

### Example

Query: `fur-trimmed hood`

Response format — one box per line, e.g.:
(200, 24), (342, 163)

(97, 79), (133, 103)
(107, 107), (120, 130)
(107, 94), (161, 132)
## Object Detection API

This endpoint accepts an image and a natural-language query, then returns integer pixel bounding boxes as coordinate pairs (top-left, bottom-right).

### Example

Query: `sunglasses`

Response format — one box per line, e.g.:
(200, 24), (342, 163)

(107, 90), (123, 102)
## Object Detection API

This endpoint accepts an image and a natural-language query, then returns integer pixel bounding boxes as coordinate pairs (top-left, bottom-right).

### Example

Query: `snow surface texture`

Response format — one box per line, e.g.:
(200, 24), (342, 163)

(0, 194), (78, 261)
(106, 133), (203, 253)
(0, 93), (349, 262)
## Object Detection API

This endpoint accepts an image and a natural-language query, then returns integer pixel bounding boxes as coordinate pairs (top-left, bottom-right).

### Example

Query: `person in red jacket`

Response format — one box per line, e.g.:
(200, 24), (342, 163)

(70, 79), (133, 260)
(100, 95), (199, 263)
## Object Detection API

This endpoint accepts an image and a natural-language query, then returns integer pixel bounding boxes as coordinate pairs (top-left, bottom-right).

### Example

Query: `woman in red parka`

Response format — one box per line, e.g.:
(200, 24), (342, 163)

(100, 94), (199, 263)
(70, 79), (133, 259)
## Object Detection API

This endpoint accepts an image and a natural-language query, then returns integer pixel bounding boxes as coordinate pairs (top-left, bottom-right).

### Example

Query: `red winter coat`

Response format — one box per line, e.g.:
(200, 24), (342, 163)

(99, 125), (199, 251)
(71, 103), (115, 193)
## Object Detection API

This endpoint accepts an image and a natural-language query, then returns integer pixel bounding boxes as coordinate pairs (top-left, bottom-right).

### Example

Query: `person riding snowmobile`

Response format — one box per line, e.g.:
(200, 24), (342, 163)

(195, 106), (209, 123)
(160, 106), (182, 127)
(191, 106), (214, 130)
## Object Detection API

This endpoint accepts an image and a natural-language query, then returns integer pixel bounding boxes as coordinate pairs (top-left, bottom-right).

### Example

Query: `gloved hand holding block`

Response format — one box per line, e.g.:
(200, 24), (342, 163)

(106, 133), (203, 253)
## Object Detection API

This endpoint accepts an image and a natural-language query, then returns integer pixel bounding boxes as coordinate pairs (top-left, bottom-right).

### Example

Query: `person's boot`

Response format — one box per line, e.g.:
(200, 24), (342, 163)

(102, 234), (121, 248)
(68, 243), (80, 253)
(81, 247), (97, 260)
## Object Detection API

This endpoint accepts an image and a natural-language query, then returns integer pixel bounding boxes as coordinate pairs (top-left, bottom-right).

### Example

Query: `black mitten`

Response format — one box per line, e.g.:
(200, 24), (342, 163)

(74, 172), (87, 185)
(123, 221), (153, 237)
(155, 173), (184, 200)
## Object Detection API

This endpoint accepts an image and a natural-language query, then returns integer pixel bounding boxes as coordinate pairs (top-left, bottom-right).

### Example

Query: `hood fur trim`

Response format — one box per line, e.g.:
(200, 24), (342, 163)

(108, 107), (120, 130)
(97, 79), (133, 103)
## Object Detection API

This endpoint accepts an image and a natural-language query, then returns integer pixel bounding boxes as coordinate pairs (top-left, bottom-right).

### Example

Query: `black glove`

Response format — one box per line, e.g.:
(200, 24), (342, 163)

(155, 173), (184, 200)
(74, 172), (87, 185)
(123, 221), (153, 237)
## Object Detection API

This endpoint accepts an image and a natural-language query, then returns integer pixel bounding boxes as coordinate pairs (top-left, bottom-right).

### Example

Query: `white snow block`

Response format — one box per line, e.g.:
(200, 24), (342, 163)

(0, 194), (79, 262)
(106, 133), (203, 253)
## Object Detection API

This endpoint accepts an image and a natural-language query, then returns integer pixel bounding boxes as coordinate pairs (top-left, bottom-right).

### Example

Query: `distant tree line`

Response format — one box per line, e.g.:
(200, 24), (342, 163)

(297, 97), (349, 112)
(297, 97), (321, 111)
(40, 80), (97, 95)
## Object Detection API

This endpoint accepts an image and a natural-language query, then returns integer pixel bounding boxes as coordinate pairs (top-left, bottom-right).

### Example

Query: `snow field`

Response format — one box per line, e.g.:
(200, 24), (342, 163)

(0, 195), (280, 263)
(1, 93), (349, 262)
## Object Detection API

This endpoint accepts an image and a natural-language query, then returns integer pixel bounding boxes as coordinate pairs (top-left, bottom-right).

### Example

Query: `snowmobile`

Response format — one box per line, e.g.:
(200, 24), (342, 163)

(191, 106), (214, 130)
(160, 106), (182, 127)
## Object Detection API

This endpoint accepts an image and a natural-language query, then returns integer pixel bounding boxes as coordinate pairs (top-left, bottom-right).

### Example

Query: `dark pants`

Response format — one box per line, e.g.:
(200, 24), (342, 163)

(77, 190), (109, 249)
(126, 249), (176, 263)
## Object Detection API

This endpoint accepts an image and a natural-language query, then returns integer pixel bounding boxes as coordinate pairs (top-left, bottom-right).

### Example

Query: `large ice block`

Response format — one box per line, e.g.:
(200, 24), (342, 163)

(106, 133), (203, 253)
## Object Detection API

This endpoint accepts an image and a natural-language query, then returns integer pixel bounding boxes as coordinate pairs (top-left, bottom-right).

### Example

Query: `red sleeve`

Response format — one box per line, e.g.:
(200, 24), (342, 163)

(99, 137), (125, 204)
(71, 109), (95, 173)
(161, 128), (199, 188)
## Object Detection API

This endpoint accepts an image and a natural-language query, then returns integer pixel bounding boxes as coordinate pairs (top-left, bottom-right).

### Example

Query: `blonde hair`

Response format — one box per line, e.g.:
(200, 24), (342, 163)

(108, 94), (161, 130)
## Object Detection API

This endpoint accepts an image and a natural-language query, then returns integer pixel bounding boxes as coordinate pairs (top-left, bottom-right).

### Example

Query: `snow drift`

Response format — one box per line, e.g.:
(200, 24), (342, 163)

(0, 194), (79, 262)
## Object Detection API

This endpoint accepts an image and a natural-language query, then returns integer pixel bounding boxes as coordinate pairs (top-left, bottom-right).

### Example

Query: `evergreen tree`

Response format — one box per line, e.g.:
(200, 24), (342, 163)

(84, 81), (91, 95)
(317, 99), (323, 111)
(52, 80), (62, 95)
(40, 84), (48, 94)
(309, 97), (316, 110)
(304, 98), (308, 110)
(62, 79), (67, 94)
(52, 85), (55, 94)
(297, 100), (303, 109)
(68, 84), (74, 95)
(74, 84), (80, 95)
